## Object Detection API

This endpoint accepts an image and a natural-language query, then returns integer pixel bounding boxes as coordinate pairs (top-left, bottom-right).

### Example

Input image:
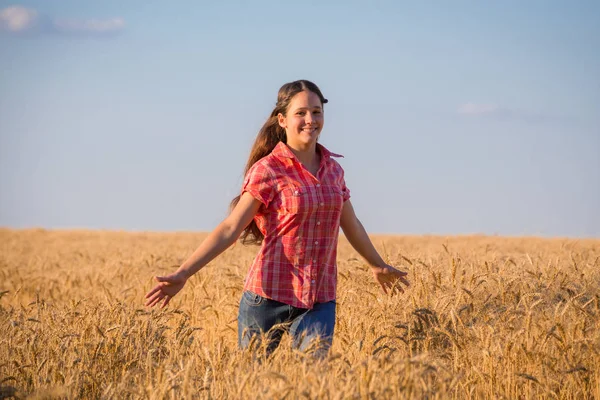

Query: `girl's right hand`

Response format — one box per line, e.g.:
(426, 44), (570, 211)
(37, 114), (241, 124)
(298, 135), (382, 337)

(144, 271), (188, 308)
(371, 264), (410, 294)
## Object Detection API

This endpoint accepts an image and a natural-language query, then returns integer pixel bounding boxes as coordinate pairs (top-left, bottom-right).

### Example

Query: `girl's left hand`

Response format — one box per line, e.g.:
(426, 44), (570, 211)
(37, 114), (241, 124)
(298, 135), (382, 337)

(371, 264), (410, 294)
(144, 271), (188, 308)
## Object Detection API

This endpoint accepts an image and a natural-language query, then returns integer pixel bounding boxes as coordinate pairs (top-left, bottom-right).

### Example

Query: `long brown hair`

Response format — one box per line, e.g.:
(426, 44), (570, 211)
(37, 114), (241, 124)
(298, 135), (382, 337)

(231, 80), (328, 245)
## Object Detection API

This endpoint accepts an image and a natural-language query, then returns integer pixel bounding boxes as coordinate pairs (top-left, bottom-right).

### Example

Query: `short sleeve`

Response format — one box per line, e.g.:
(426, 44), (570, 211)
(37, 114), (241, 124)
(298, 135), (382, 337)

(241, 161), (276, 208)
(342, 181), (350, 201)
(341, 176), (351, 202)
(334, 160), (351, 202)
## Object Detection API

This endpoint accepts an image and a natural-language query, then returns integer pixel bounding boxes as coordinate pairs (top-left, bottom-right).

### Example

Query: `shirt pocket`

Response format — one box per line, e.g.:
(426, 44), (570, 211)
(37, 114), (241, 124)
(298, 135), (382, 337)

(281, 185), (309, 214)
(323, 185), (344, 211)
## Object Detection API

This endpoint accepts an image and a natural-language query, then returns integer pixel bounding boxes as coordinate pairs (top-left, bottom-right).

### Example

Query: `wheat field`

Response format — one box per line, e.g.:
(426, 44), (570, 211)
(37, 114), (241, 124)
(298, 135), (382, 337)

(0, 229), (599, 399)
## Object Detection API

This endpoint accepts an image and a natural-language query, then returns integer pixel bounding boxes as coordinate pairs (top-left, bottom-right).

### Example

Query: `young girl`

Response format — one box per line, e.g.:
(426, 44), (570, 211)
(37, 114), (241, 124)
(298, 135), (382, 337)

(145, 80), (410, 357)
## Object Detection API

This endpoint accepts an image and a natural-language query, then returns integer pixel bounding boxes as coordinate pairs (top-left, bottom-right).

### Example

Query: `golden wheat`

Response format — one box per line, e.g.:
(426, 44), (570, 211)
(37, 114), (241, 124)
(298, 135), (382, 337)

(0, 229), (598, 399)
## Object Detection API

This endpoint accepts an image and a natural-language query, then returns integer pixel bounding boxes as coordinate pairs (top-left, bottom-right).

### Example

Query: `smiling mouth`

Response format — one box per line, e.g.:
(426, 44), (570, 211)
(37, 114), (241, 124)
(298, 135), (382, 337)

(301, 127), (318, 133)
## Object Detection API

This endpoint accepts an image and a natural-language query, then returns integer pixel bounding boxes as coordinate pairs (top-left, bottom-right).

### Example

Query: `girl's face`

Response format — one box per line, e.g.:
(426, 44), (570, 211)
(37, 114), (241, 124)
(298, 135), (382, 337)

(278, 90), (324, 150)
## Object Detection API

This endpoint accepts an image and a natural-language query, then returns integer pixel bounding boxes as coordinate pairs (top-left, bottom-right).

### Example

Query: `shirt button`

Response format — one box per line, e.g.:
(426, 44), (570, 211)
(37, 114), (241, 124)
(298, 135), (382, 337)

(320, 202), (324, 206)
(316, 221), (321, 225)
(311, 280), (316, 284)
(314, 241), (319, 245)
(316, 184), (321, 187)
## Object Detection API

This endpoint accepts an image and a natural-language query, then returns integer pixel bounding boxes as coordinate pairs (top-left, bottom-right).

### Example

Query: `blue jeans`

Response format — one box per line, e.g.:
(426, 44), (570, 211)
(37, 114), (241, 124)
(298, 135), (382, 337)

(237, 291), (336, 358)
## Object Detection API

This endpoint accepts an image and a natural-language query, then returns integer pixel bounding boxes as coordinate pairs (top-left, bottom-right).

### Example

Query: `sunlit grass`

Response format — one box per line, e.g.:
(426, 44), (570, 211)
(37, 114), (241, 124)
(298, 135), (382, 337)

(1, 229), (599, 398)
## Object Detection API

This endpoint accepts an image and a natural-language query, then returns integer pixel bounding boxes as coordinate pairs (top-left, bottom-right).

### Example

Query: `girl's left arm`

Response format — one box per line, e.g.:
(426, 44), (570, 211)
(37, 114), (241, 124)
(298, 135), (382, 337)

(339, 200), (410, 293)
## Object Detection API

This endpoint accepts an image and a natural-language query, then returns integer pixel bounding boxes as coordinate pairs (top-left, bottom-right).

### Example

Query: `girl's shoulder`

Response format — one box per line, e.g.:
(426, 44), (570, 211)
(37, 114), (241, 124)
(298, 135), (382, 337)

(248, 153), (280, 173)
(244, 153), (283, 182)
(319, 144), (346, 165)
(325, 152), (346, 175)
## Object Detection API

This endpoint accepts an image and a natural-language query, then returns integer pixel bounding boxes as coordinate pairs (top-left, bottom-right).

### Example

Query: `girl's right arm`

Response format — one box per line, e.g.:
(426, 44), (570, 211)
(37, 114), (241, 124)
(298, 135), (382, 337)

(144, 192), (262, 308)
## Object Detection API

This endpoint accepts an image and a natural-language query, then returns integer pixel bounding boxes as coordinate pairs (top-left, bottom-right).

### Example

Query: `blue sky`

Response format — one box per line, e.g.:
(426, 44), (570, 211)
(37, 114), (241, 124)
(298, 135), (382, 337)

(1, 0), (599, 237)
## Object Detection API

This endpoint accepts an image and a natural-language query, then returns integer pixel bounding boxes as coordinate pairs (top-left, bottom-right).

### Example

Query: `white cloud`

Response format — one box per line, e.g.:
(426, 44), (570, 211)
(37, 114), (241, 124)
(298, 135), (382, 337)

(0, 5), (125, 36)
(0, 5), (39, 32)
(53, 17), (125, 34)
(456, 102), (563, 124)
(457, 103), (499, 115)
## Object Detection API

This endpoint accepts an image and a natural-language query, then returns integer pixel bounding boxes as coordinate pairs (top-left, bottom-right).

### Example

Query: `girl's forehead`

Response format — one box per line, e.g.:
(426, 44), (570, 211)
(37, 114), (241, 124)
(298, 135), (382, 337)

(289, 91), (322, 108)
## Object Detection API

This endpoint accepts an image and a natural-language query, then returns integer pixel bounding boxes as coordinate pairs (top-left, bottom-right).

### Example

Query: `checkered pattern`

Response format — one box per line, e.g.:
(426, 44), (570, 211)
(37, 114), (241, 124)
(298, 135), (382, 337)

(241, 142), (351, 309)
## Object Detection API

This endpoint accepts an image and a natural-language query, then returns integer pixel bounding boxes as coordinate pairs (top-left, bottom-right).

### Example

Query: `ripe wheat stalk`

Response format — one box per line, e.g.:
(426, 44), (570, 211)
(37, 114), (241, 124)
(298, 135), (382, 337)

(0, 229), (598, 399)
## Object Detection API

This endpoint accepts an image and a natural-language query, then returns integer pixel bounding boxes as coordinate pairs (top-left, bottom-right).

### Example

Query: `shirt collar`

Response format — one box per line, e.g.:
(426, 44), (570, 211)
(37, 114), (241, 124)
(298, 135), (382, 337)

(271, 141), (344, 160)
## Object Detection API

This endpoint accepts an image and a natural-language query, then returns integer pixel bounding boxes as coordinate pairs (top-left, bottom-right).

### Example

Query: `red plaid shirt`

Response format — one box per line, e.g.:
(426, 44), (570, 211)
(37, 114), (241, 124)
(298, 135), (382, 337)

(241, 142), (351, 309)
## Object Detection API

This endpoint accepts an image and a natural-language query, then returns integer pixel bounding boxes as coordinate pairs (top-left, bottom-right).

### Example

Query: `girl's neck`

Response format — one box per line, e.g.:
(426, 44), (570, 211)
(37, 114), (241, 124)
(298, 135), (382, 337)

(287, 142), (320, 174)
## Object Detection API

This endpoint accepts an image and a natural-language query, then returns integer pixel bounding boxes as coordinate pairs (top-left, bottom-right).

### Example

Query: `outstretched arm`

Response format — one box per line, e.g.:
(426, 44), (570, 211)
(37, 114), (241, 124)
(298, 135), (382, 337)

(145, 192), (262, 308)
(339, 200), (410, 294)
